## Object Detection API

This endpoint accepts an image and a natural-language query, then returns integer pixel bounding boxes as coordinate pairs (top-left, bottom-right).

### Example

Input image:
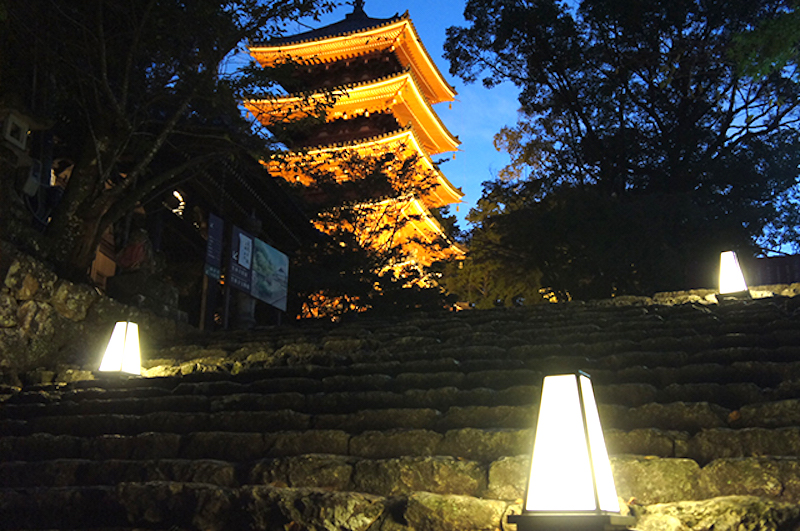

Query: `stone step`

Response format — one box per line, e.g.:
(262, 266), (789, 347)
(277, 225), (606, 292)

(2, 475), (800, 530)
(10, 393), (798, 437)
(4, 370), (798, 423)
(3, 454), (800, 506)
(5, 426), (800, 465)
(0, 482), (510, 531)
(0, 399), (737, 437)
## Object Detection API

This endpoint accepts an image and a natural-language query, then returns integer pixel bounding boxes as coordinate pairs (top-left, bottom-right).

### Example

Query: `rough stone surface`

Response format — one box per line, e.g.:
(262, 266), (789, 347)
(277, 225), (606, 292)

(249, 486), (386, 531)
(0, 289), (18, 327)
(606, 428), (689, 458)
(404, 492), (509, 531)
(701, 458), (800, 502)
(0, 248), (192, 375)
(612, 456), (703, 504)
(437, 428), (533, 462)
(737, 399), (800, 429)
(687, 428), (800, 465)
(353, 456), (486, 497)
(486, 455), (528, 501)
(350, 430), (442, 459)
(633, 495), (800, 531)
(250, 454), (354, 491)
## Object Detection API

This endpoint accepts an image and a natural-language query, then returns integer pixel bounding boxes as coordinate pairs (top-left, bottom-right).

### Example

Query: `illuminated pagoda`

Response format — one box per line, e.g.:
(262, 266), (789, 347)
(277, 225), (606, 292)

(246, 0), (464, 269)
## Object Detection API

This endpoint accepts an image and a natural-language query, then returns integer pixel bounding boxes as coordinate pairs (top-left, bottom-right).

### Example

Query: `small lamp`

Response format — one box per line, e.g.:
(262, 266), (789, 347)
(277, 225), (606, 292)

(508, 372), (634, 530)
(98, 321), (141, 375)
(718, 250), (750, 300)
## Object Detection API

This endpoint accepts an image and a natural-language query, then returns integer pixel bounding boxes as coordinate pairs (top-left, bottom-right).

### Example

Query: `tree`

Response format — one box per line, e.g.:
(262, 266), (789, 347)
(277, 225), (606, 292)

(434, 183), (547, 308)
(445, 0), (800, 299)
(279, 148), (458, 319)
(0, 0), (333, 280)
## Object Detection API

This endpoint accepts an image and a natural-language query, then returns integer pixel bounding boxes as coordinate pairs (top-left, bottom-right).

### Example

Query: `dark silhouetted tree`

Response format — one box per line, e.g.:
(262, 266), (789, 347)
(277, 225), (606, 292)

(0, 0), (333, 280)
(445, 0), (800, 299)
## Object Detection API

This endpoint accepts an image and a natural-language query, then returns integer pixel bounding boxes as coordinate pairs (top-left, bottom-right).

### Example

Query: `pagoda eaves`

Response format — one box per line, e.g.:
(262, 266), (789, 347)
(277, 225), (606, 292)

(270, 126), (463, 208)
(244, 69), (460, 156)
(250, 12), (456, 105)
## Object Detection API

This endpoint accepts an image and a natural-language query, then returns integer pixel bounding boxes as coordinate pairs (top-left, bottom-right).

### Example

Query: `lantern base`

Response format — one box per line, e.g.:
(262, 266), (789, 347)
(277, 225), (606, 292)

(508, 511), (635, 531)
(717, 290), (752, 303)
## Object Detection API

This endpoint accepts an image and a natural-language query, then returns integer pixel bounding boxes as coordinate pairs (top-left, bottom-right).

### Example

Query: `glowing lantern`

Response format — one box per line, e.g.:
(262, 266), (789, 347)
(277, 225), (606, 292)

(718, 250), (748, 296)
(508, 373), (634, 530)
(98, 321), (141, 375)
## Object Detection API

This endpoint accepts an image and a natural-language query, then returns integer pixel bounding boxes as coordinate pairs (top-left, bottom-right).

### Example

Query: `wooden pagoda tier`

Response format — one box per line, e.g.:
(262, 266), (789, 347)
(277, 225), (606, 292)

(267, 126), (463, 209)
(314, 194), (466, 268)
(244, 69), (460, 156)
(247, 3), (463, 267)
(249, 9), (456, 105)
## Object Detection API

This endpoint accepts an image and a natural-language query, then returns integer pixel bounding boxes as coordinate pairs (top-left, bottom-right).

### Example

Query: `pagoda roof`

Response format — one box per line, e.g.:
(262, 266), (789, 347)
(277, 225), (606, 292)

(276, 125), (464, 208)
(369, 194), (467, 264)
(250, 8), (456, 105)
(245, 69), (460, 156)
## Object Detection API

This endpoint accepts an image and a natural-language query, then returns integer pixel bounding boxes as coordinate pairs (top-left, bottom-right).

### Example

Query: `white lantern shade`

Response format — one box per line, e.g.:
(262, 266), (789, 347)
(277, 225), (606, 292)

(98, 321), (141, 375)
(719, 251), (748, 294)
(524, 373), (620, 513)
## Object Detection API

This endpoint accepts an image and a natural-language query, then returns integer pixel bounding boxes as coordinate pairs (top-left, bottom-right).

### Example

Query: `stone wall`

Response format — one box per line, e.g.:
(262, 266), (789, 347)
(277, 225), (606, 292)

(0, 241), (193, 383)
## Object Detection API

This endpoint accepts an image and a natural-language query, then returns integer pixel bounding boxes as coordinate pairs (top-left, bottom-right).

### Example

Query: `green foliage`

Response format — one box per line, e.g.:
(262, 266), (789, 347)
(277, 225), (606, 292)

(730, 4), (800, 79)
(446, 0), (800, 298)
(279, 148), (457, 319)
(434, 183), (546, 307)
(0, 0), (334, 278)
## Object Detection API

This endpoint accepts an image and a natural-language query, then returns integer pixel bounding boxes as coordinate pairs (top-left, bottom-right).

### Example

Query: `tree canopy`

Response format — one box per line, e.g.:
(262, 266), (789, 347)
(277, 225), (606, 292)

(445, 0), (800, 299)
(0, 0), (333, 279)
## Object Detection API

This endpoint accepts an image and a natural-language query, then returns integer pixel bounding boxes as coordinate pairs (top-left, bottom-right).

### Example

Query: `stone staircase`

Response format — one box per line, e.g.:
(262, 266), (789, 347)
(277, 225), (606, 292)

(3, 295), (800, 530)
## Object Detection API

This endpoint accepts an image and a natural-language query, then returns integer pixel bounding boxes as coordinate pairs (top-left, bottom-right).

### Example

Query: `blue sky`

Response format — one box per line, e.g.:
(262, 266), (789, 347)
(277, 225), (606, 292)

(285, 0), (523, 231)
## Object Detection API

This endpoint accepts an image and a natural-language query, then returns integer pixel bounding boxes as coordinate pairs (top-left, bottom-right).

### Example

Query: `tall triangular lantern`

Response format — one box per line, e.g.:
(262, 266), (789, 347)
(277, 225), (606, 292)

(718, 250), (750, 300)
(509, 372), (634, 530)
(98, 321), (141, 375)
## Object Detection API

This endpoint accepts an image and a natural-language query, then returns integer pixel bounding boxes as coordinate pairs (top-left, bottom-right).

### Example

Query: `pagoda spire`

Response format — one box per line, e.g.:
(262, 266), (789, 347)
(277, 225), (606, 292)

(350, 0), (366, 17)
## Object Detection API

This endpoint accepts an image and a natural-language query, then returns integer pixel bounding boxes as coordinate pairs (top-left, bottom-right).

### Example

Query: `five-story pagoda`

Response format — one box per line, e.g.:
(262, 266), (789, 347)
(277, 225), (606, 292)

(246, 0), (464, 270)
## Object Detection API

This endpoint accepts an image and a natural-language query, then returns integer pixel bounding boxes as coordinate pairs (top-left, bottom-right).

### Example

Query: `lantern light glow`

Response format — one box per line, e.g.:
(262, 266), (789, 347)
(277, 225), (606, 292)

(98, 321), (141, 375)
(719, 251), (748, 295)
(509, 372), (634, 530)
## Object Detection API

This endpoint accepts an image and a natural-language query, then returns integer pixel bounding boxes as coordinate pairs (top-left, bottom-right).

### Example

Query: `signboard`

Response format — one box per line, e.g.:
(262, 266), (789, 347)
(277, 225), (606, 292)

(204, 213), (224, 280)
(229, 226), (253, 293)
(251, 238), (289, 311)
(227, 224), (289, 312)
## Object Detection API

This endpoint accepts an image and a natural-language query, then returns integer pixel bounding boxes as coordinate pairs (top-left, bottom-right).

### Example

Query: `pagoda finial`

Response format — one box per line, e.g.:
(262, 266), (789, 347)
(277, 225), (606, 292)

(350, 0), (366, 16)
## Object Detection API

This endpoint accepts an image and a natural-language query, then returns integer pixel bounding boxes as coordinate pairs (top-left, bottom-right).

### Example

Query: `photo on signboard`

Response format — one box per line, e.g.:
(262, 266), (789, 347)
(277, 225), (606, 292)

(251, 238), (289, 311)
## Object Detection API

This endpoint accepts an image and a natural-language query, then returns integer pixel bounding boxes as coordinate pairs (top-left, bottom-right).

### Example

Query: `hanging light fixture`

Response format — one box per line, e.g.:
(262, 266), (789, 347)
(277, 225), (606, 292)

(508, 372), (634, 530)
(718, 250), (749, 299)
(98, 321), (141, 375)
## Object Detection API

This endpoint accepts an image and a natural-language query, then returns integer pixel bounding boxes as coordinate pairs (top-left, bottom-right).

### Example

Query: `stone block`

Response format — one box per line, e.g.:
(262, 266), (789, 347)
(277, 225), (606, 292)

(438, 405), (535, 430)
(314, 408), (440, 432)
(180, 432), (266, 461)
(687, 427), (800, 465)
(247, 485), (386, 531)
(250, 454), (354, 490)
(353, 456), (486, 497)
(737, 399), (800, 429)
(266, 430), (350, 458)
(634, 495), (800, 531)
(701, 457), (800, 502)
(350, 429), (442, 459)
(404, 492), (509, 531)
(486, 455), (528, 501)
(612, 456), (702, 505)
(437, 428), (533, 462)
(605, 428), (688, 458)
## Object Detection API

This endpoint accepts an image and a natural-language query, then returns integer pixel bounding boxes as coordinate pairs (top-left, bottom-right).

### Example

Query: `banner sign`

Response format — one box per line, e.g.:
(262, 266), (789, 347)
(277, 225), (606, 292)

(204, 213), (224, 280)
(227, 224), (289, 311)
(251, 238), (289, 311)
(229, 226), (253, 293)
